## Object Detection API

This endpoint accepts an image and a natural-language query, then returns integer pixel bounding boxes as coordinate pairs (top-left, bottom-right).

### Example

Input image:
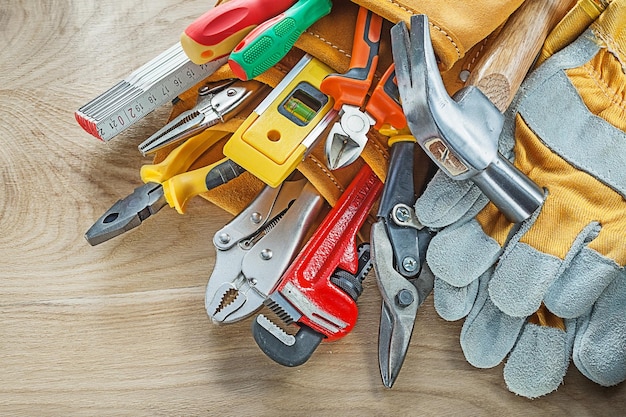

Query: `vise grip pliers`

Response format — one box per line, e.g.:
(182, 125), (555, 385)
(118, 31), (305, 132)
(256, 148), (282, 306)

(205, 175), (325, 324)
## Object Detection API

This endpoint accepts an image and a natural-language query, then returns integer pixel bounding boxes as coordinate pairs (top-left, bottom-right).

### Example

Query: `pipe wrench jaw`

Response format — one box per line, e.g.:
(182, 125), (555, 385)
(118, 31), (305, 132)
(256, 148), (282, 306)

(253, 315), (324, 367)
(251, 243), (373, 367)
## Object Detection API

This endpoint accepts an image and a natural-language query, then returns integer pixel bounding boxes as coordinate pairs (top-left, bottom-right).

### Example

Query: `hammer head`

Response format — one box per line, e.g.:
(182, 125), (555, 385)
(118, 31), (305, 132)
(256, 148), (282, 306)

(391, 15), (544, 224)
(390, 15), (503, 180)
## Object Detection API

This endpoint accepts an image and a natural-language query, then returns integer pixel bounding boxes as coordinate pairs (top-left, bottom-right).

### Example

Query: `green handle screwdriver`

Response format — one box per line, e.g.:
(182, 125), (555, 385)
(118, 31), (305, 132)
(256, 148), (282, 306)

(228, 0), (332, 81)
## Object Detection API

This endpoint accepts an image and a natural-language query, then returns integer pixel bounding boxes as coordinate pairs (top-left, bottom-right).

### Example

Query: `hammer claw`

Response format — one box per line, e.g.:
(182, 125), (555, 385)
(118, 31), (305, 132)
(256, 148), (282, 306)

(391, 15), (544, 223)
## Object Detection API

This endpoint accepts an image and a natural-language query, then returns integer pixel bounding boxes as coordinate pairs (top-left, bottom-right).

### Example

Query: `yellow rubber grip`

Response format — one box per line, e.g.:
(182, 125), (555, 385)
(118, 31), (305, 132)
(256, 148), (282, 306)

(386, 134), (416, 147)
(161, 157), (231, 214)
(140, 130), (230, 184)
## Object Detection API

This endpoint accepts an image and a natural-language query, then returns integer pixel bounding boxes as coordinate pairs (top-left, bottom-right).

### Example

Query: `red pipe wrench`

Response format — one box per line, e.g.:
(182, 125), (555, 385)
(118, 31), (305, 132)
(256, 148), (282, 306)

(252, 164), (382, 366)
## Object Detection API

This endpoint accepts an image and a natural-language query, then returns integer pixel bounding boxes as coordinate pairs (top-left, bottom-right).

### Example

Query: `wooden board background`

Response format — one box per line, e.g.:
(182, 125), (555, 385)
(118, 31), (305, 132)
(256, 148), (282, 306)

(0, 0), (623, 415)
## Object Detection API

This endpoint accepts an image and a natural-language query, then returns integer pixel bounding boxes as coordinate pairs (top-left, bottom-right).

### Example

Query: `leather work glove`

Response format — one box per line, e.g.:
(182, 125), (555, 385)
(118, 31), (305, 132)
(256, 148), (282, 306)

(415, 0), (626, 398)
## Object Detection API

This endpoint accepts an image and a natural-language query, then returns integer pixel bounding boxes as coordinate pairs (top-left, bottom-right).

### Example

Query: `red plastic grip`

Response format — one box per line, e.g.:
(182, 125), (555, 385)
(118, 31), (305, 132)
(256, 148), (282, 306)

(184, 0), (296, 48)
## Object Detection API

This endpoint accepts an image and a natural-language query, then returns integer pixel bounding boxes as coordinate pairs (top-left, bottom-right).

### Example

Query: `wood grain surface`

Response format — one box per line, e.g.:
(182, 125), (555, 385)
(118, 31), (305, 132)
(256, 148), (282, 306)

(0, 1), (624, 415)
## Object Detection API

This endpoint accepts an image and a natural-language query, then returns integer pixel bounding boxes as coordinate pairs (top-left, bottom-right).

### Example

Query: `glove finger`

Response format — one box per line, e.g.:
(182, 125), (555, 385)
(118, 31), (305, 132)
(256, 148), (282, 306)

(460, 271), (525, 368)
(489, 220), (601, 318)
(427, 219), (501, 288)
(415, 170), (487, 229)
(433, 274), (480, 322)
(503, 319), (576, 398)
(573, 276), (626, 387)
(545, 246), (621, 318)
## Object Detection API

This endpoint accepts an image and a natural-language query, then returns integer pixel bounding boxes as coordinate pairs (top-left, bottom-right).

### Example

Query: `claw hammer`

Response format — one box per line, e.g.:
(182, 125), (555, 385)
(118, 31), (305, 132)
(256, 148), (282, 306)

(392, 0), (575, 223)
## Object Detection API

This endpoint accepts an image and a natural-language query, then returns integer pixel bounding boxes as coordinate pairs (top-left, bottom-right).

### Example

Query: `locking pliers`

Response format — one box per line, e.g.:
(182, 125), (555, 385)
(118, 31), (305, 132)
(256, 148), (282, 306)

(205, 175), (325, 324)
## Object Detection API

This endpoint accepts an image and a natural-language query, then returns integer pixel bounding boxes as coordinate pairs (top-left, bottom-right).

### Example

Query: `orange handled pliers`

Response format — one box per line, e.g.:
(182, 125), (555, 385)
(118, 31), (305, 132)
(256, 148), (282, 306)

(321, 8), (405, 170)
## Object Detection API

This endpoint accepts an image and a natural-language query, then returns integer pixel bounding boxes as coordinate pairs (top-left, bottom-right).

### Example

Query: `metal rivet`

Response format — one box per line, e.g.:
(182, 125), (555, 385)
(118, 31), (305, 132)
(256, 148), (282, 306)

(394, 206), (411, 223)
(198, 86), (211, 96)
(260, 249), (273, 260)
(218, 233), (231, 244)
(396, 289), (414, 307)
(459, 69), (471, 83)
(251, 212), (263, 224)
(402, 256), (418, 273)
(227, 88), (237, 97)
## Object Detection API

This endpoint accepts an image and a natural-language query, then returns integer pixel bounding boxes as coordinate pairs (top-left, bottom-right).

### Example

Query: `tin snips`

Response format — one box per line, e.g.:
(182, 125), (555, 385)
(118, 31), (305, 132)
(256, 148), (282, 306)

(368, 66), (436, 387)
(205, 174), (326, 324)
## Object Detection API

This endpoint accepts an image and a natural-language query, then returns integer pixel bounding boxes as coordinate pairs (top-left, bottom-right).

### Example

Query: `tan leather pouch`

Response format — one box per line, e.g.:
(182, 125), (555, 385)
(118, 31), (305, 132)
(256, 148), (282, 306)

(156, 0), (529, 215)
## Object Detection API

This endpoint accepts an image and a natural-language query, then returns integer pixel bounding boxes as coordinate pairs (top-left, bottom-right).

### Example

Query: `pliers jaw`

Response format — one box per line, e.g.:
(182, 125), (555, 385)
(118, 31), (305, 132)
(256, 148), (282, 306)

(325, 105), (375, 170)
(138, 79), (266, 155)
(84, 182), (167, 246)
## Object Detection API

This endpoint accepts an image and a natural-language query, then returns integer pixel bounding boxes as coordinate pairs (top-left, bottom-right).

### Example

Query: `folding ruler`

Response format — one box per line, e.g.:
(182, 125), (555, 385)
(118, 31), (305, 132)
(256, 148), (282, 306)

(75, 43), (227, 141)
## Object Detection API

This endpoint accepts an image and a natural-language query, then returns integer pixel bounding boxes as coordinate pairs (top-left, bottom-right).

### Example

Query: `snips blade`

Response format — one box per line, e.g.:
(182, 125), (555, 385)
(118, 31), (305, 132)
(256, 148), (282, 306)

(371, 221), (433, 388)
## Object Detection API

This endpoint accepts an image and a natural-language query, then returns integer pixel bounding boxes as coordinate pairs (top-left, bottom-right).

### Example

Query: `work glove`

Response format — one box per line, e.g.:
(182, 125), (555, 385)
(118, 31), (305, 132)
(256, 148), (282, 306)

(416, 0), (626, 398)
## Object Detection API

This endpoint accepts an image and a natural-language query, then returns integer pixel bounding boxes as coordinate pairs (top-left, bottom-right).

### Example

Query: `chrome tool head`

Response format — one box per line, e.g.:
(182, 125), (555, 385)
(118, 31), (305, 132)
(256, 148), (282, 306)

(391, 15), (543, 223)
(205, 179), (324, 324)
(371, 222), (434, 387)
(390, 15), (503, 180)
(138, 79), (266, 155)
(324, 105), (374, 170)
(84, 182), (167, 246)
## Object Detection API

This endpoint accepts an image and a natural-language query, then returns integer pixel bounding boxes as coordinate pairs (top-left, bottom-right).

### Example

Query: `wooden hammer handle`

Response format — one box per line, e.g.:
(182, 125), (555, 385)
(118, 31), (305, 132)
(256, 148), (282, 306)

(466, 0), (575, 112)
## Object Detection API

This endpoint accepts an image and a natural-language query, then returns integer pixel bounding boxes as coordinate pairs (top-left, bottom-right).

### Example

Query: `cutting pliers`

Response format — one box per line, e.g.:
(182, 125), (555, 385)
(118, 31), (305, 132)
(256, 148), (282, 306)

(324, 60), (407, 170)
(320, 6), (382, 170)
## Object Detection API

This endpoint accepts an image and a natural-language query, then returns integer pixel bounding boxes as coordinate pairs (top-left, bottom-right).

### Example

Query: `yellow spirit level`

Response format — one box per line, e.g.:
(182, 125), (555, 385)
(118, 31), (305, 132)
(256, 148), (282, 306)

(223, 54), (336, 187)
